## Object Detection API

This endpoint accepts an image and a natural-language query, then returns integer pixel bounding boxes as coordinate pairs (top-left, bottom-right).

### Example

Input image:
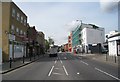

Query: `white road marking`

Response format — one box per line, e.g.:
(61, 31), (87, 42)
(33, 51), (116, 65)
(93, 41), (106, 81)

(53, 72), (63, 75)
(77, 72), (80, 75)
(54, 68), (60, 70)
(81, 61), (89, 66)
(95, 67), (120, 80)
(48, 66), (54, 76)
(60, 60), (63, 64)
(63, 66), (68, 75)
(55, 60), (57, 64)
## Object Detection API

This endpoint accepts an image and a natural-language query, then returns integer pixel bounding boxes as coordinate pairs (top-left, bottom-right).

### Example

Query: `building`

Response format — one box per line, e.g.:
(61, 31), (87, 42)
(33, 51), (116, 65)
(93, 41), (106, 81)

(0, 2), (2, 64)
(72, 23), (92, 54)
(64, 43), (68, 52)
(26, 25), (38, 57)
(81, 25), (105, 53)
(37, 31), (45, 55)
(2, 2), (28, 61)
(72, 24), (81, 54)
(68, 32), (72, 52)
(108, 31), (120, 56)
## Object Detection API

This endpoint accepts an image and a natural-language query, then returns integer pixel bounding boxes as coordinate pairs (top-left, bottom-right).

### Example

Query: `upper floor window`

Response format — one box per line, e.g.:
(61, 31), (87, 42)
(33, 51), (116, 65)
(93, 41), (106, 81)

(10, 24), (15, 34)
(16, 28), (19, 33)
(21, 16), (23, 23)
(24, 32), (26, 35)
(20, 30), (23, 35)
(12, 8), (16, 17)
(24, 19), (27, 26)
(17, 12), (20, 21)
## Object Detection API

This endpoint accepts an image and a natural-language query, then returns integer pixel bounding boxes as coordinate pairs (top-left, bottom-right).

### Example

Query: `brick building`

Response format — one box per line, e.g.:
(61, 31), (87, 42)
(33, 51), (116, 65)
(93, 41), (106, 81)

(68, 32), (72, 52)
(2, 2), (28, 61)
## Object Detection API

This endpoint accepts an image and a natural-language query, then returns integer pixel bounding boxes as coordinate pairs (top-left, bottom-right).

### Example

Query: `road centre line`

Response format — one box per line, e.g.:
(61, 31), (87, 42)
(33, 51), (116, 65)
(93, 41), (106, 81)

(63, 66), (68, 76)
(95, 67), (120, 80)
(60, 60), (63, 64)
(55, 60), (57, 64)
(53, 72), (63, 75)
(80, 61), (89, 66)
(48, 66), (54, 76)
(54, 68), (60, 69)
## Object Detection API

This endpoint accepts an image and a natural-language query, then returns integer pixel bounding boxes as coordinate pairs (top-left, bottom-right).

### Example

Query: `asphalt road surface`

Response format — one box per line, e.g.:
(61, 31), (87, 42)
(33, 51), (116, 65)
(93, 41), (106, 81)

(2, 52), (119, 80)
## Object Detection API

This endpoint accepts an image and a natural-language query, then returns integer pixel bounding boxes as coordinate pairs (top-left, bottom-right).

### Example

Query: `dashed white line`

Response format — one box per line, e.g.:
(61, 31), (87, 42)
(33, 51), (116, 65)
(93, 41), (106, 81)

(53, 72), (63, 75)
(54, 68), (60, 70)
(77, 72), (80, 75)
(55, 60), (57, 64)
(95, 67), (120, 80)
(63, 66), (68, 76)
(81, 61), (89, 66)
(60, 60), (63, 64)
(48, 66), (54, 76)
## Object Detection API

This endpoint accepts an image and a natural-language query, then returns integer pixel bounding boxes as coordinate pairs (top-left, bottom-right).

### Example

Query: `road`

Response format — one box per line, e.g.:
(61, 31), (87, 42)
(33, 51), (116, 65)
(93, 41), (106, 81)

(2, 52), (119, 80)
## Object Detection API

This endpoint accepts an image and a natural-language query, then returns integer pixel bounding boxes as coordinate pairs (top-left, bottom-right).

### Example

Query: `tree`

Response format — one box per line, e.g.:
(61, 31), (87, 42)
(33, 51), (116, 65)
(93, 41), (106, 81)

(45, 39), (50, 52)
(48, 37), (54, 46)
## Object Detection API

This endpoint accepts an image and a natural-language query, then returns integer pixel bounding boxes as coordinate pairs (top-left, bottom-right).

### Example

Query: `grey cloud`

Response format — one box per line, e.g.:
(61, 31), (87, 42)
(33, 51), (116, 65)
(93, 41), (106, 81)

(100, 1), (119, 13)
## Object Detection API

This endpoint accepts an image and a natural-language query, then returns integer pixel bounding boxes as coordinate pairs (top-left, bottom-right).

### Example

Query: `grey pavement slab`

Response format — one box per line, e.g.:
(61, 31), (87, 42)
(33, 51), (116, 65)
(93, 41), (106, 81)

(2, 55), (44, 74)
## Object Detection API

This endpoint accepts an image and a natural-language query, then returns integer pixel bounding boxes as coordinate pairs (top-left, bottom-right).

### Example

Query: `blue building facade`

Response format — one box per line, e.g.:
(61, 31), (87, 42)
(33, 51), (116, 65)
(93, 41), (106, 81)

(72, 25), (82, 48)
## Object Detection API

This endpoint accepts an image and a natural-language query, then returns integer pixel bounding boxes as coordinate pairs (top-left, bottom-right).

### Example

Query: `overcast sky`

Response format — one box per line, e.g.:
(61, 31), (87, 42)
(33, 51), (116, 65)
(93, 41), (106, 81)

(13, 1), (118, 45)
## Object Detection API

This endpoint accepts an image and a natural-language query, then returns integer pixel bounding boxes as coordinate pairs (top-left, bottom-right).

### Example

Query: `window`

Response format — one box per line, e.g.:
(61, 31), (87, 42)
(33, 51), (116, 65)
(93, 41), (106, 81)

(17, 12), (20, 21)
(112, 41), (115, 46)
(16, 28), (19, 33)
(24, 19), (27, 26)
(12, 8), (15, 17)
(20, 30), (23, 35)
(11, 25), (14, 30)
(10, 24), (15, 34)
(21, 16), (23, 23)
(24, 32), (26, 35)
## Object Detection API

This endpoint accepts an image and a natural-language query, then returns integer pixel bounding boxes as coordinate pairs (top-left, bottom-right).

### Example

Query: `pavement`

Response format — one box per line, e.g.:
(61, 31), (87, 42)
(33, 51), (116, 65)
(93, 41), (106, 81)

(1, 55), (43, 74)
(2, 52), (119, 80)
(75, 53), (118, 67)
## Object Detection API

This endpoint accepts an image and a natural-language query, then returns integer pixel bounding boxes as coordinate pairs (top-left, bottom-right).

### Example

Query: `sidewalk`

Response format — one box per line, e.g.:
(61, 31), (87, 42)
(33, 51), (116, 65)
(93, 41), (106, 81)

(1, 55), (43, 74)
(76, 53), (119, 67)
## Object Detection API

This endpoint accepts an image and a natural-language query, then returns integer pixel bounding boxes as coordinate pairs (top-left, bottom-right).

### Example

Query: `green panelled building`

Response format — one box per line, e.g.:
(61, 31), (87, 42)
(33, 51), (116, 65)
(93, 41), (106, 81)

(72, 25), (82, 48)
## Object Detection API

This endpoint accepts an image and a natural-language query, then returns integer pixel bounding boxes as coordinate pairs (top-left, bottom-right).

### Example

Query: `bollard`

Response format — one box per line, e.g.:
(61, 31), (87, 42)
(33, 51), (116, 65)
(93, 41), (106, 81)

(9, 58), (12, 68)
(23, 55), (24, 63)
